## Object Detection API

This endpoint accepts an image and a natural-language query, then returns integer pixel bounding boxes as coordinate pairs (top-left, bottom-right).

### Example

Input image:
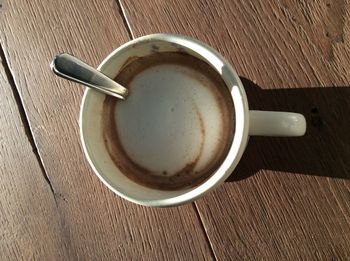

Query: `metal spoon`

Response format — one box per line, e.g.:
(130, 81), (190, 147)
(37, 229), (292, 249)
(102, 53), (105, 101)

(50, 53), (128, 100)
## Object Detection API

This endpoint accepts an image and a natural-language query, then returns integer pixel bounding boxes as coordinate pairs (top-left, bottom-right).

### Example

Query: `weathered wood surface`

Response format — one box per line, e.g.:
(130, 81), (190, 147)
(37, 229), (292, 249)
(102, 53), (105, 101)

(0, 49), (69, 260)
(1, 0), (350, 259)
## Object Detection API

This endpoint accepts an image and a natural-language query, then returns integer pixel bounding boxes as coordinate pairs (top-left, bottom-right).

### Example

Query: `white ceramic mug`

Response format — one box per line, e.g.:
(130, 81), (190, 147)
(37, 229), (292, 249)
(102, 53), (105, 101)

(80, 34), (306, 207)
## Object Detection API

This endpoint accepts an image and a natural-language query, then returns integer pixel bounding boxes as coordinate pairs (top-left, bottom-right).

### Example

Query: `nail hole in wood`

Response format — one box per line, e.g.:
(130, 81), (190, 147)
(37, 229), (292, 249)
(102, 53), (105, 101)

(311, 107), (319, 114)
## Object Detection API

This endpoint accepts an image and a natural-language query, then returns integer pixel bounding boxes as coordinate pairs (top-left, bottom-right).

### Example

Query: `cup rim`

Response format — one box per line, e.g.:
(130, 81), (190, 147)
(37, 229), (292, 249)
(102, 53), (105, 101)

(80, 34), (249, 207)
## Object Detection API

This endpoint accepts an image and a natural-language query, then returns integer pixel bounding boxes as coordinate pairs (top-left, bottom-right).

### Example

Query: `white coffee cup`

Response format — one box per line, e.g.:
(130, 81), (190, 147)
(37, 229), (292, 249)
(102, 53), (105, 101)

(80, 34), (306, 207)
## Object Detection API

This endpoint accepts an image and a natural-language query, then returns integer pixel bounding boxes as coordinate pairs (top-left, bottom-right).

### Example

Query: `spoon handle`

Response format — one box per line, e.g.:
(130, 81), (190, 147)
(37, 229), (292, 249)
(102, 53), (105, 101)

(50, 53), (128, 99)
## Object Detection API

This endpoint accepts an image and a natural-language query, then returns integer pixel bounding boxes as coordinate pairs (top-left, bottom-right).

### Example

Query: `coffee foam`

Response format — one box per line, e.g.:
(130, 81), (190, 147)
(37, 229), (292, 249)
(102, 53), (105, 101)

(103, 52), (234, 190)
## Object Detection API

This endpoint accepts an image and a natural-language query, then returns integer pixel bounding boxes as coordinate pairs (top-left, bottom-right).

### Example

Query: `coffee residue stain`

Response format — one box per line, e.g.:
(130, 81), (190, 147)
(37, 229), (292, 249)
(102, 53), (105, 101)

(151, 44), (160, 51)
(183, 101), (206, 173)
(102, 52), (235, 190)
(119, 56), (139, 72)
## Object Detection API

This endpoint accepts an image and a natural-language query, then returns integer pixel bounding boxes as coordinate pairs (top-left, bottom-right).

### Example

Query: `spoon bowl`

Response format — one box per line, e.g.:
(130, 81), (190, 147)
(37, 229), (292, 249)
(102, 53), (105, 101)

(50, 53), (128, 99)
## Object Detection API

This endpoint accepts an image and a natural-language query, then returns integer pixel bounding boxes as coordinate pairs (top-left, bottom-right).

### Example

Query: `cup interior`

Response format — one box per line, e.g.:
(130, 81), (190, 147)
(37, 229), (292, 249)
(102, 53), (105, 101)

(80, 34), (249, 206)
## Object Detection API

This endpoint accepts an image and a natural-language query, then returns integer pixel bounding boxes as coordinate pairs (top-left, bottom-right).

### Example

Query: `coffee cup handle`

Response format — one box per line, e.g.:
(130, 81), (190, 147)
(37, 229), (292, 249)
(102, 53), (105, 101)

(248, 111), (306, 136)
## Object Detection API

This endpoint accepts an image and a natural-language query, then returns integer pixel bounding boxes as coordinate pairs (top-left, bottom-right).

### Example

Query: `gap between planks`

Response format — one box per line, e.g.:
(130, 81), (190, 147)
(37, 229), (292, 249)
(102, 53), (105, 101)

(0, 44), (56, 200)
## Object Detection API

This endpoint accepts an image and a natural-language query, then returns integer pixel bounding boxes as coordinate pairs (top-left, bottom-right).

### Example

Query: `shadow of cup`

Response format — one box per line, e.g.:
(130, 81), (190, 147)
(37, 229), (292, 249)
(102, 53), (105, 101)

(226, 77), (350, 182)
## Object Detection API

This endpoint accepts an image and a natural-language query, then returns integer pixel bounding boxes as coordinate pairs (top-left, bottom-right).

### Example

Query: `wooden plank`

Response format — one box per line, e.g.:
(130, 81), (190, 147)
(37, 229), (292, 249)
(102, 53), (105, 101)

(0, 0), (213, 260)
(121, 0), (350, 259)
(0, 49), (70, 260)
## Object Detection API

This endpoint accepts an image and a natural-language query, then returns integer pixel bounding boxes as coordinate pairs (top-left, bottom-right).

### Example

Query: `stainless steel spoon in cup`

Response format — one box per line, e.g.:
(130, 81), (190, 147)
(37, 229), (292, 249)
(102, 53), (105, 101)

(50, 53), (128, 100)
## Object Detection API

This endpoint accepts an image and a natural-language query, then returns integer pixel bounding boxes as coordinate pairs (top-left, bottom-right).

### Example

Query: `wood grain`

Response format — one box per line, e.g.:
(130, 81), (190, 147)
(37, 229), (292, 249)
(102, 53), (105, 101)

(121, 0), (350, 260)
(0, 0), (213, 260)
(0, 49), (70, 260)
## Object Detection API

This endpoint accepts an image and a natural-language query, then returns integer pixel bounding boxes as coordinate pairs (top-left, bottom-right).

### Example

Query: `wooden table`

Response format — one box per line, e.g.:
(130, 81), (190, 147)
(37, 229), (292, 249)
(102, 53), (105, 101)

(1, 0), (349, 260)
